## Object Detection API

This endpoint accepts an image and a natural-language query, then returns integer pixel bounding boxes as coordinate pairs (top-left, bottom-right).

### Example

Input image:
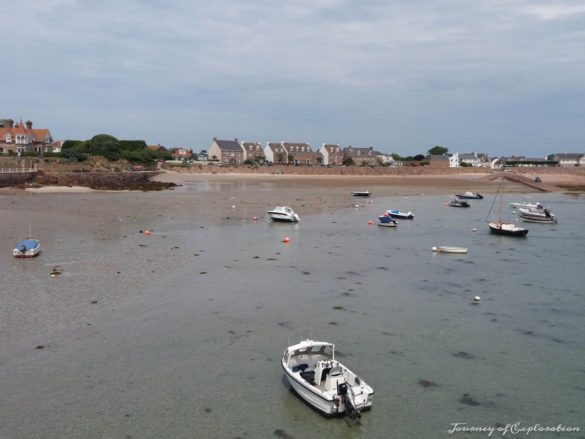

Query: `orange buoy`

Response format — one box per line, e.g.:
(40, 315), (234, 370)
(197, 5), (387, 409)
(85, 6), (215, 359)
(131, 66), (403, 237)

(253, 216), (258, 221)
(368, 220), (373, 225)
(144, 230), (151, 236)
(282, 237), (290, 243)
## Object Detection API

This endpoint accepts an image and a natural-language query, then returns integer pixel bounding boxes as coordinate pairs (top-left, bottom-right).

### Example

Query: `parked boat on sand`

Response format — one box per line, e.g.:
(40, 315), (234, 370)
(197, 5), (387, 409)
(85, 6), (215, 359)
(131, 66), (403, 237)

(282, 339), (374, 418)
(351, 191), (371, 197)
(13, 237), (41, 258)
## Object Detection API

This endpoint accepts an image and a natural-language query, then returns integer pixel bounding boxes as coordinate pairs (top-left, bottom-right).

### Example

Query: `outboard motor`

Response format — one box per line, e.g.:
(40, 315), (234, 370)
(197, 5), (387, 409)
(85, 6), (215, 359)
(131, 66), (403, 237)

(338, 383), (361, 419)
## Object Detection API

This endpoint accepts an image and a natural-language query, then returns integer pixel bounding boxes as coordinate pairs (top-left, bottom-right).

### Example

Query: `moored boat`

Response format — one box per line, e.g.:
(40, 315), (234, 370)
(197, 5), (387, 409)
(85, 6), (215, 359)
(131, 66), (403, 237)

(267, 206), (300, 222)
(351, 191), (371, 197)
(518, 208), (557, 223)
(455, 191), (483, 200)
(282, 339), (374, 418)
(448, 199), (470, 208)
(386, 209), (414, 220)
(486, 174), (528, 237)
(432, 245), (468, 254)
(376, 215), (397, 227)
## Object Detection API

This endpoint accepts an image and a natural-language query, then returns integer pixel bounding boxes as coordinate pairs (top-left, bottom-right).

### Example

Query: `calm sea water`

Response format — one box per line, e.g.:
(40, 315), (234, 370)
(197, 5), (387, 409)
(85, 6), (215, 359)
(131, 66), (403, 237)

(1, 190), (584, 438)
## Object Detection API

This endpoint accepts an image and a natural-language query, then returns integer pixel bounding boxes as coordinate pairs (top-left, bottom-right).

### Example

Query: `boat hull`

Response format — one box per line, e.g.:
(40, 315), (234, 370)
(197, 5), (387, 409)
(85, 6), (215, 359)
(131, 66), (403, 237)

(489, 223), (528, 237)
(433, 246), (468, 254)
(351, 192), (371, 197)
(519, 215), (557, 224)
(269, 215), (299, 222)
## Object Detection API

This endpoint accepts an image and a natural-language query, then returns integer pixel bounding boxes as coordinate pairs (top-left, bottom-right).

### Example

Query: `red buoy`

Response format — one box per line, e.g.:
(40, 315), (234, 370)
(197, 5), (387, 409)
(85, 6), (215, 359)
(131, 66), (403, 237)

(282, 237), (290, 243)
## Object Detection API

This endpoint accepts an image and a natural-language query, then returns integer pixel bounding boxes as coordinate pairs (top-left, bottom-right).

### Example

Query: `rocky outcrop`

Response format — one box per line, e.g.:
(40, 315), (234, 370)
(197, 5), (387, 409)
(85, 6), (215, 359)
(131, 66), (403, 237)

(30, 171), (176, 191)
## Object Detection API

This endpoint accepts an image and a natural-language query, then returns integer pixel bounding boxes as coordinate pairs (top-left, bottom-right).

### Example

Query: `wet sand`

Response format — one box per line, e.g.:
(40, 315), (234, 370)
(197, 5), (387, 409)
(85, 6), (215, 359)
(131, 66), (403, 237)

(1, 172), (584, 438)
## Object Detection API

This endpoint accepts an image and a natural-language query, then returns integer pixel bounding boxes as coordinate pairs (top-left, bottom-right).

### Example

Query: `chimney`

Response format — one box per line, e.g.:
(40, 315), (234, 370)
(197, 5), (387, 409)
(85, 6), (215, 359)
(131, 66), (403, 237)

(8, 119), (14, 128)
(26, 120), (33, 129)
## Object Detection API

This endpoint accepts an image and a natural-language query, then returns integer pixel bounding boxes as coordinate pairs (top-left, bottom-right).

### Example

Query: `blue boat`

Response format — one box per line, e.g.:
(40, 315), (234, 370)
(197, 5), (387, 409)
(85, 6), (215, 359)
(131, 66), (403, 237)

(386, 210), (414, 220)
(13, 237), (41, 258)
(376, 215), (397, 227)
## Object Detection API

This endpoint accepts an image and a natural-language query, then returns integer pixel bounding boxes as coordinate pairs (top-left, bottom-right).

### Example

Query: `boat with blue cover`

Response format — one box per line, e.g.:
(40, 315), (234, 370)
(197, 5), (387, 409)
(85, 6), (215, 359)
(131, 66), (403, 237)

(13, 237), (41, 258)
(376, 215), (397, 227)
(386, 209), (414, 220)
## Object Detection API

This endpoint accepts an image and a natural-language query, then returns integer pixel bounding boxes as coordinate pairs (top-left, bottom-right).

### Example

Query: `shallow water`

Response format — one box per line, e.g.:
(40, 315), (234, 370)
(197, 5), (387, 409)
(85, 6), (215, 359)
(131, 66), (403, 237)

(0, 191), (584, 438)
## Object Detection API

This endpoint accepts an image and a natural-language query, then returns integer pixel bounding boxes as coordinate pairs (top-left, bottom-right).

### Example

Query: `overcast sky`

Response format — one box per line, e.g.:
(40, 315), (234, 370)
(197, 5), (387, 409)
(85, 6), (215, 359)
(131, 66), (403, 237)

(3, 0), (585, 156)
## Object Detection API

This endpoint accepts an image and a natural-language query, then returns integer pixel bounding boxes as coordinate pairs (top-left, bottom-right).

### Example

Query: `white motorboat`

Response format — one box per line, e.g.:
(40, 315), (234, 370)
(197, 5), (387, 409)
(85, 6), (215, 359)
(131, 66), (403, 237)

(518, 207), (557, 224)
(282, 339), (374, 418)
(510, 201), (543, 210)
(432, 246), (468, 254)
(267, 206), (300, 222)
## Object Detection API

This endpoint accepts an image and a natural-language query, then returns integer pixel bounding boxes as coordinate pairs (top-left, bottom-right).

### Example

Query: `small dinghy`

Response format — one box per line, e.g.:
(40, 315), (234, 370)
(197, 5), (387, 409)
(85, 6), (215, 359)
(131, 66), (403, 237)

(376, 215), (397, 227)
(267, 206), (300, 222)
(518, 208), (557, 224)
(13, 237), (41, 258)
(432, 245), (468, 254)
(282, 339), (374, 418)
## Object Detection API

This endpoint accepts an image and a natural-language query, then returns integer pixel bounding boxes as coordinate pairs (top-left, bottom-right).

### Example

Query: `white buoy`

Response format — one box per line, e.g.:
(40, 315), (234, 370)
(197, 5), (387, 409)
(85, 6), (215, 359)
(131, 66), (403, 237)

(472, 228), (477, 232)
(432, 246), (438, 252)
(473, 296), (481, 304)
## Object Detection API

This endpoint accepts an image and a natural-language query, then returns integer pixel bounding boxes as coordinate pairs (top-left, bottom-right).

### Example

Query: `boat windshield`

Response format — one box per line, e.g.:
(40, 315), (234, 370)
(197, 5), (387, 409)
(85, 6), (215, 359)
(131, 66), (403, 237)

(291, 344), (333, 359)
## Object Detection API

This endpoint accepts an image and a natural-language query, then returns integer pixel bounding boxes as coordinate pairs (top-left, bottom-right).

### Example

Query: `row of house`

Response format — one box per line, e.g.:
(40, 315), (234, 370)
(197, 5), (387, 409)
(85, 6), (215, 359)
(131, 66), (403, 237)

(2, 118), (585, 168)
(0, 119), (62, 155)
(204, 138), (394, 166)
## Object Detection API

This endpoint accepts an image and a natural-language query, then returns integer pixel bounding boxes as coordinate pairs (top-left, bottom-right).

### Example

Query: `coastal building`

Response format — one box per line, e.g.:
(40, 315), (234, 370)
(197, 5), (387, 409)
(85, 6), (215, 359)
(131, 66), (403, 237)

(264, 142), (287, 164)
(343, 147), (378, 166)
(207, 138), (244, 165)
(281, 142), (321, 165)
(241, 141), (266, 163)
(547, 153), (585, 167)
(319, 144), (344, 166)
(496, 156), (558, 168)
(459, 152), (489, 167)
(170, 147), (192, 161)
(0, 119), (55, 155)
(196, 150), (208, 161)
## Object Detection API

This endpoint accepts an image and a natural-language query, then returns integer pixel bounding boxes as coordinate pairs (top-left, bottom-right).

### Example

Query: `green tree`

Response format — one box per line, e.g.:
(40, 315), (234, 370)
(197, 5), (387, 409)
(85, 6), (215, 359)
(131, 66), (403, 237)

(428, 145), (448, 155)
(86, 134), (121, 160)
(342, 157), (355, 166)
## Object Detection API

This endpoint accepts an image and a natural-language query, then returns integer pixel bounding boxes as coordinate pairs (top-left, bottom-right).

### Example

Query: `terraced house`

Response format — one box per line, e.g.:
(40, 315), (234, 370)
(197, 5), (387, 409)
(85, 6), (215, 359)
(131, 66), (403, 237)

(319, 143), (344, 166)
(241, 141), (265, 163)
(281, 142), (322, 165)
(343, 146), (378, 166)
(207, 138), (244, 165)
